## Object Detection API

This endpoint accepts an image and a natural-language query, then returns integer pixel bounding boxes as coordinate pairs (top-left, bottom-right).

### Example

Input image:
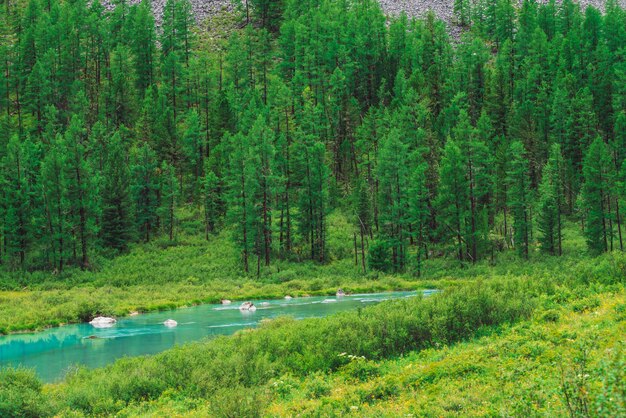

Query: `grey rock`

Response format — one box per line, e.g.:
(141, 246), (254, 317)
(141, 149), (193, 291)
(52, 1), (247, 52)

(101, 0), (626, 30)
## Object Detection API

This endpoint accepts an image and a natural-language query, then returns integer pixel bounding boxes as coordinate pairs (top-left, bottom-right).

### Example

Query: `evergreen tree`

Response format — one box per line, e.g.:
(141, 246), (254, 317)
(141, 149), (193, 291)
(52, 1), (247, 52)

(408, 159), (430, 276)
(352, 178), (371, 273)
(202, 165), (220, 239)
(437, 140), (469, 262)
(130, 142), (159, 242)
(225, 132), (257, 272)
(507, 141), (532, 258)
(377, 128), (409, 271)
(538, 143), (565, 255)
(61, 116), (99, 269)
(293, 134), (329, 263)
(158, 161), (178, 242)
(100, 132), (133, 250)
(582, 137), (614, 253)
(40, 136), (69, 271)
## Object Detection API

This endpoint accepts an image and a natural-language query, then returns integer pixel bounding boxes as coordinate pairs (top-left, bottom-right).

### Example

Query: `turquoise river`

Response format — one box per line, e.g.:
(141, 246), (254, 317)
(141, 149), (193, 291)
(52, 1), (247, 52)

(0, 290), (434, 382)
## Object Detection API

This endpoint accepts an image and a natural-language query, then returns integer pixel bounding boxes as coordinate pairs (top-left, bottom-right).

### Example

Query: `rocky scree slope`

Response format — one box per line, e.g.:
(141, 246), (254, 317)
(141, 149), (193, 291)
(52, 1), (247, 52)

(103, 0), (625, 28)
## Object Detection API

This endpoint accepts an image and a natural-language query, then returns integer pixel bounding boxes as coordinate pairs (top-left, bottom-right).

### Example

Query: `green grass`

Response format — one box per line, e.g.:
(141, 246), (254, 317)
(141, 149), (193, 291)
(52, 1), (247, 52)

(1, 257), (621, 417)
(0, 212), (433, 333)
(0, 214), (621, 334)
(262, 290), (625, 417)
(1, 213), (625, 416)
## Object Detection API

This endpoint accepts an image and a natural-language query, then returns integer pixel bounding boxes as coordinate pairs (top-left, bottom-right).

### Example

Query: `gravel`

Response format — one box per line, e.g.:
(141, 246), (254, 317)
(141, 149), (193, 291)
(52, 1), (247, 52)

(102, 0), (626, 28)
(380, 0), (626, 23)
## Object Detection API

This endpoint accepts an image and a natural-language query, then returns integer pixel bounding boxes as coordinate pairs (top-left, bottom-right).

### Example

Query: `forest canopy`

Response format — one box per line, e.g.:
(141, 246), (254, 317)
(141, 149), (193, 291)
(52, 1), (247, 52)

(0, 0), (625, 275)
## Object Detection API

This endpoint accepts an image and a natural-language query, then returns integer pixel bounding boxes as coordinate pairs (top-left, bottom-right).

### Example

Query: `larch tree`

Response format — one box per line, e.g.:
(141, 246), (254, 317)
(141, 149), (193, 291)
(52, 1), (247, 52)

(538, 143), (565, 255)
(506, 140), (532, 259)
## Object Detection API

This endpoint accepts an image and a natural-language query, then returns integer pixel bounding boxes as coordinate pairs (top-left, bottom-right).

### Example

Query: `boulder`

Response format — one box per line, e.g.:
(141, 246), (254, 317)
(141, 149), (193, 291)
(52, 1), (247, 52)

(221, 299), (232, 305)
(89, 316), (116, 328)
(239, 302), (257, 311)
(163, 319), (178, 327)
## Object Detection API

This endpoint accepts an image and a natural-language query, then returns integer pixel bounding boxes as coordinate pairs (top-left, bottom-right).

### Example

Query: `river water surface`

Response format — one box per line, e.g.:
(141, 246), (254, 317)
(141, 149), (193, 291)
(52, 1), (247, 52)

(0, 290), (434, 382)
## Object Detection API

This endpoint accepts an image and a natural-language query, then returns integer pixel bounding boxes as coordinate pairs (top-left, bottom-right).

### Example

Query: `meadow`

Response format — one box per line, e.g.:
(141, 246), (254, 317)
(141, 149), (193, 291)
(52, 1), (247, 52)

(1, 215), (625, 417)
(0, 212), (434, 334)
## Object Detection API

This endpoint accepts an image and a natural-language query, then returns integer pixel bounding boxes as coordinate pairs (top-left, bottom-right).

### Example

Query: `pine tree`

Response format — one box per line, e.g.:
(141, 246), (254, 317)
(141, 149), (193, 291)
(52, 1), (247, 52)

(293, 133), (329, 263)
(538, 143), (565, 255)
(158, 161), (178, 241)
(225, 132), (257, 272)
(40, 135), (69, 271)
(181, 109), (203, 199)
(249, 115), (276, 268)
(377, 128), (409, 271)
(130, 142), (159, 242)
(61, 116), (99, 269)
(202, 165), (220, 239)
(454, 0), (471, 27)
(0, 137), (36, 268)
(352, 178), (371, 273)
(507, 141), (532, 258)
(582, 137), (614, 253)
(100, 132), (133, 251)
(408, 158), (430, 276)
(129, 0), (156, 95)
(437, 140), (469, 262)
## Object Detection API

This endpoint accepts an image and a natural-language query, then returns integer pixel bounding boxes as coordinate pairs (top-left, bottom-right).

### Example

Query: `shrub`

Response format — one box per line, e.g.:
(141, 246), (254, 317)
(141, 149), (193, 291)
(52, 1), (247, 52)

(209, 386), (266, 418)
(541, 309), (560, 323)
(74, 300), (106, 322)
(595, 345), (626, 417)
(338, 354), (379, 381)
(368, 241), (390, 272)
(571, 296), (601, 313)
(304, 373), (332, 399)
(0, 368), (52, 418)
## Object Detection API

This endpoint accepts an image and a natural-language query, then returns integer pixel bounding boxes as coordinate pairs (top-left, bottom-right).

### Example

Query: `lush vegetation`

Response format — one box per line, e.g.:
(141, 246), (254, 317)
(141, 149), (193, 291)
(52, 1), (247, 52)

(0, 0), (624, 274)
(2, 245), (625, 416)
(0, 0), (625, 416)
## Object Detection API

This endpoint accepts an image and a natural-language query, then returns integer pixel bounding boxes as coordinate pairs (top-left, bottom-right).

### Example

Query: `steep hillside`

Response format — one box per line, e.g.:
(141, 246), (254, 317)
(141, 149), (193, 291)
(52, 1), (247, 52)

(114, 0), (626, 27)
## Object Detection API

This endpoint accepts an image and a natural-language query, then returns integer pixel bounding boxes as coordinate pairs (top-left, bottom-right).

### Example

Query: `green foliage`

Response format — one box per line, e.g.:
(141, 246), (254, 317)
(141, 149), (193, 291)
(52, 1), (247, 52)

(507, 141), (532, 258)
(0, 368), (51, 418)
(367, 240), (390, 272)
(34, 278), (533, 416)
(582, 137), (616, 254)
(0, 0), (623, 272)
(538, 143), (565, 255)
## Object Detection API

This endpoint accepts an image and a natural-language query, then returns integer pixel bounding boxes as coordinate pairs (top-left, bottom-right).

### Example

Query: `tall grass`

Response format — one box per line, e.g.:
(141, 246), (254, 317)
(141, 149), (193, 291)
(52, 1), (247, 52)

(23, 278), (535, 416)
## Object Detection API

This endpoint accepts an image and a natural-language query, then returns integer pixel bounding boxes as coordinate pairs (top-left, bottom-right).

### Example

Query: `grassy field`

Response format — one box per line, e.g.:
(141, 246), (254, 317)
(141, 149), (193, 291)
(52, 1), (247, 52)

(263, 290), (626, 417)
(0, 213), (621, 334)
(1, 214), (625, 416)
(0, 212), (435, 334)
(2, 258), (623, 417)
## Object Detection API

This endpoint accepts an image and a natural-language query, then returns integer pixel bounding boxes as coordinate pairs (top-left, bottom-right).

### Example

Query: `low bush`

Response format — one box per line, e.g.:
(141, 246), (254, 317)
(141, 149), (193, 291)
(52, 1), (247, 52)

(0, 368), (52, 418)
(41, 278), (533, 415)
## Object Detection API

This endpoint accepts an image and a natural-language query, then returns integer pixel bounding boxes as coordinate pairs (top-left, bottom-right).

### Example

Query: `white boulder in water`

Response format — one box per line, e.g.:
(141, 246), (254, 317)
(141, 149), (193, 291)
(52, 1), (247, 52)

(89, 317), (116, 328)
(221, 299), (232, 305)
(284, 295), (293, 300)
(163, 319), (178, 327)
(239, 302), (257, 311)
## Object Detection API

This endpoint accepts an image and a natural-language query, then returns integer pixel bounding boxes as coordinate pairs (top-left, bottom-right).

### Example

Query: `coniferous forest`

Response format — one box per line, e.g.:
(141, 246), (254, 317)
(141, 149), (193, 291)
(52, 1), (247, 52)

(0, 0), (625, 272)
(0, 0), (626, 416)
